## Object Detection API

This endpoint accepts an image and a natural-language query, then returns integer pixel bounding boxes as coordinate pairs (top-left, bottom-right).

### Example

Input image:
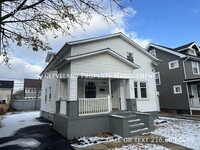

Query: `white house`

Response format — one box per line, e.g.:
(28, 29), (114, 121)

(40, 33), (160, 138)
(0, 80), (14, 104)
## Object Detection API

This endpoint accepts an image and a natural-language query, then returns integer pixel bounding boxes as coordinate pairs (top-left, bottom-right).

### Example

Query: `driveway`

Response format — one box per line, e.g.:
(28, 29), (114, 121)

(0, 112), (73, 150)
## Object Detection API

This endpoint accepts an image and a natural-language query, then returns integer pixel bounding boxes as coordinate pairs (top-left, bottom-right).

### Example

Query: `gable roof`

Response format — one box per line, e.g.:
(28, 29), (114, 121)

(0, 80), (14, 89)
(174, 42), (194, 51)
(68, 32), (160, 62)
(65, 48), (140, 69)
(146, 43), (186, 58)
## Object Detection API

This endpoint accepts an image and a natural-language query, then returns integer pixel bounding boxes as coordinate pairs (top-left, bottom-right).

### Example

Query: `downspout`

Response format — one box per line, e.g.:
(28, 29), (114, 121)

(183, 56), (192, 115)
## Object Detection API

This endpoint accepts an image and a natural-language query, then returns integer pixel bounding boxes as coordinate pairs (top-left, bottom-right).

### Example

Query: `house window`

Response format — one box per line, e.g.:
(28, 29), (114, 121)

(127, 52), (134, 62)
(134, 81), (147, 99)
(192, 61), (200, 74)
(155, 72), (161, 85)
(134, 82), (138, 98)
(45, 89), (47, 102)
(189, 49), (196, 56)
(85, 82), (96, 98)
(168, 60), (179, 69)
(149, 49), (156, 57)
(173, 85), (182, 94)
(140, 82), (147, 98)
(49, 87), (51, 100)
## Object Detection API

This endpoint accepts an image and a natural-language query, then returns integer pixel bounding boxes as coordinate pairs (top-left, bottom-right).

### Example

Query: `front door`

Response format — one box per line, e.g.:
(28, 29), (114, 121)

(85, 82), (96, 98)
(191, 85), (200, 107)
(111, 80), (120, 110)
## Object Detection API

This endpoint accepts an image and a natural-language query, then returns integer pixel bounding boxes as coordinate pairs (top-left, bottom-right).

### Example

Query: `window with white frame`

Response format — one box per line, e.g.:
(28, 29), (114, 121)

(127, 52), (134, 63)
(173, 85), (182, 94)
(168, 60), (179, 69)
(134, 81), (147, 99)
(149, 49), (156, 57)
(155, 72), (161, 85)
(189, 49), (196, 56)
(192, 61), (200, 74)
(45, 89), (47, 102)
(49, 87), (51, 100)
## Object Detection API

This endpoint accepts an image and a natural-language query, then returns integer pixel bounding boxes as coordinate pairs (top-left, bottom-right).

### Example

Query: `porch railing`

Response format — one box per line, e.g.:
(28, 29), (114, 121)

(78, 96), (111, 116)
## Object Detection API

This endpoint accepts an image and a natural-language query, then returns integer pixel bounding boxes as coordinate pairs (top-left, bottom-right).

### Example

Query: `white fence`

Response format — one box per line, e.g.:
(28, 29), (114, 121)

(78, 96), (111, 116)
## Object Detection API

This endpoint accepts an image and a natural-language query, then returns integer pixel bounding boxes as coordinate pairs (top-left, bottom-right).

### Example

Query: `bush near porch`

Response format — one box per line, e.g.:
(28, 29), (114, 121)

(0, 104), (9, 115)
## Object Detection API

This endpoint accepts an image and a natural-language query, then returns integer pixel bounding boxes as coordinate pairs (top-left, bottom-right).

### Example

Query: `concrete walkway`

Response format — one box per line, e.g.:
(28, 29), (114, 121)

(74, 134), (192, 150)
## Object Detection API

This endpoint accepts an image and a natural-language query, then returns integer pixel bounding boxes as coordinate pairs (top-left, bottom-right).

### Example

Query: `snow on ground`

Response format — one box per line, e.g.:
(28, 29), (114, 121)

(0, 111), (46, 138)
(153, 117), (200, 150)
(113, 143), (170, 150)
(0, 138), (40, 148)
(71, 134), (121, 148)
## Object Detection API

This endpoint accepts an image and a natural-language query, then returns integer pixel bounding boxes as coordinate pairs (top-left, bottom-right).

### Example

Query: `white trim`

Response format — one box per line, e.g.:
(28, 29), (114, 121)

(183, 79), (200, 83)
(191, 61), (200, 75)
(146, 43), (186, 58)
(168, 60), (179, 69)
(173, 85), (182, 94)
(155, 72), (161, 85)
(65, 48), (140, 69)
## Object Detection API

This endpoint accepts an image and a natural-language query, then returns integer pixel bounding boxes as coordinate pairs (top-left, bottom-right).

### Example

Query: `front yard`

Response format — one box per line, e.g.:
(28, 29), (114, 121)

(0, 112), (200, 150)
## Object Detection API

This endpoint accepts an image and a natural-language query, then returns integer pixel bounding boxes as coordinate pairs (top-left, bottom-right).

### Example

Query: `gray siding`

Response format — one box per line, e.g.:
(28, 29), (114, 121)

(154, 48), (189, 110)
(185, 60), (200, 79)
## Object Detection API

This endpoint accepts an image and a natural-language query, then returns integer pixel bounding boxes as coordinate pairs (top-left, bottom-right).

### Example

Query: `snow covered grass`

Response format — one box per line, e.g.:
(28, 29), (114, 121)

(113, 143), (170, 150)
(71, 134), (121, 148)
(0, 138), (40, 148)
(0, 111), (46, 138)
(153, 117), (200, 150)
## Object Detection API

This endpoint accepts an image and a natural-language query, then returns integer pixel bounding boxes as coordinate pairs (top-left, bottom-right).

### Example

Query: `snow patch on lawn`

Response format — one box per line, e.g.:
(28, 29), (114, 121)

(113, 143), (170, 150)
(0, 111), (46, 138)
(0, 138), (40, 148)
(153, 117), (200, 150)
(71, 135), (121, 148)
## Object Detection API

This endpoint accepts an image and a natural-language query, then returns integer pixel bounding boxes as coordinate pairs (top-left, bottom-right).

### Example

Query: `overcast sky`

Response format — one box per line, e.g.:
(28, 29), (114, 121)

(1, 0), (200, 91)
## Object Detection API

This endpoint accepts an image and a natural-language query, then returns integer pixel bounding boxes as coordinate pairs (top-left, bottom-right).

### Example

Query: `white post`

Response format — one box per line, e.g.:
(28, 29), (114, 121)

(108, 78), (112, 111)
(68, 77), (78, 101)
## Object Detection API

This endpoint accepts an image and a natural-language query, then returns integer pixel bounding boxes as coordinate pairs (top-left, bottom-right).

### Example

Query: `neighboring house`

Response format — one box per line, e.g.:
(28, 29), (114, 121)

(146, 42), (200, 115)
(24, 79), (41, 99)
(0, 80), (14, 104)
(40, 33), (160, 139)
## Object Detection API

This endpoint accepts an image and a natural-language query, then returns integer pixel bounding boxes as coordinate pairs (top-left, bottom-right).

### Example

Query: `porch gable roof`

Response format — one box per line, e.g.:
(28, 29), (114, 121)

(65, 48), (140, 69)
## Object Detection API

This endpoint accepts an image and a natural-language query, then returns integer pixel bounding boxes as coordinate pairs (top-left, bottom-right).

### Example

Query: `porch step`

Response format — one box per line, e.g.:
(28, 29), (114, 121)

(129, 123), (145, 130)
(129, 128), (149, 137)
(128, 119), (141, 124)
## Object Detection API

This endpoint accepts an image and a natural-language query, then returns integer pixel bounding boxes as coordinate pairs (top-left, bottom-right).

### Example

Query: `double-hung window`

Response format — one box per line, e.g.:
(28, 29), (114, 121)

(192, 61), (200, 74)
(134, 81), (147, 99)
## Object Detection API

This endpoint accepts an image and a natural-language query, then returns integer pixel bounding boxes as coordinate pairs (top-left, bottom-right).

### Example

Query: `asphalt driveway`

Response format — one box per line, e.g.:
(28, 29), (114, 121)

(0, 117), (73, 150)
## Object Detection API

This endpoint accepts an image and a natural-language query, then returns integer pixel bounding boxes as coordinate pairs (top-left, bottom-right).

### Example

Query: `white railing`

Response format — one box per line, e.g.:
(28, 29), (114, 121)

(78, 96), (111, 116)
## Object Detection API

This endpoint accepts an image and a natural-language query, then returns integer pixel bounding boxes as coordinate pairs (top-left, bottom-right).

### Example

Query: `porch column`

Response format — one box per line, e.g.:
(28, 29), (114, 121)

(108, 78), (112, 111)
(67, 77), (78, 118)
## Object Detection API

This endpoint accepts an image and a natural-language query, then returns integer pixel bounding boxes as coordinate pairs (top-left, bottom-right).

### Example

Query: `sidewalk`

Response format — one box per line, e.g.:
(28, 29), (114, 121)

(158, 112), (200, 121)
(74, 134), (192, 150)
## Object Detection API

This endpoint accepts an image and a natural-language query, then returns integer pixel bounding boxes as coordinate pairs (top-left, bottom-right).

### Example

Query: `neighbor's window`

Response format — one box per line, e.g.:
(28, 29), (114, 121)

(173, 85), (182, 94)
(140, 82), (147, 98)
(155, 72), (161, 85)
(45, 89), (47, 102)
(127, 52), (134, 62)
(192, 61), (200, 74)
(149, 49), (156, 57)
(168, 60), (179, 69)
(134, 82), (138, 98)
(189, 49), (196, 56)
(49, 87), (51, 100)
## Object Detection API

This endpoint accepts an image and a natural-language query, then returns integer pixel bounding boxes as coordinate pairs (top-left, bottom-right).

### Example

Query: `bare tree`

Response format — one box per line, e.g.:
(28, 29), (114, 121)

(0, 0), (129, 65)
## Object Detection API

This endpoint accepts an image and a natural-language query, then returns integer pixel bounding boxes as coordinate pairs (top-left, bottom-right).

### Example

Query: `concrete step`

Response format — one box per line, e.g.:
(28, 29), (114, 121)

(129, 123), (145, 130)
(129, 127), (149, 137)
(128, 119), (141, 125)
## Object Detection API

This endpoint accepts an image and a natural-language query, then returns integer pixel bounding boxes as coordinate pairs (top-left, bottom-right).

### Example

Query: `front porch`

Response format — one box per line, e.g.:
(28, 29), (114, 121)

(186, 82), (200, 111)
(53, 77), (154, 139)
